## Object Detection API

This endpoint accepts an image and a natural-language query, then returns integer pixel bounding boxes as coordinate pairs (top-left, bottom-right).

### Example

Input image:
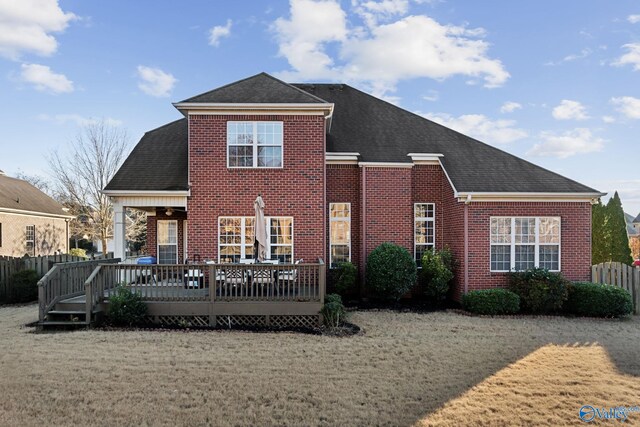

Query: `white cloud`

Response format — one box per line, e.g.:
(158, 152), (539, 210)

(136, 65), (177, 97)
(353, 0), (409, 27)
(527, 128), (604, 159)
(628, 14), (640, 24)
(422, 89), (438, 101)
(500, 101), (522, 113)
(613, 43), (640, 71)
(0, 0), (76, 59)
(424, 113), (527, 145)
(208, 19), (232, 47)
(19, 63), (73, 93)
(610, 96), (640, 119)
(37, 113), (122, 127)
(602, 115), (616, 123)
(272, 0), (509, 97)
(552, 100), (589, 121)
(545, 48), (592, 66)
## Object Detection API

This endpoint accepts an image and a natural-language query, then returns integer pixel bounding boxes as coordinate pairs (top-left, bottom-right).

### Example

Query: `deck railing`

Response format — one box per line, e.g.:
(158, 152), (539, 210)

(87, 260), (326, 304)
(38, 258), (120, 323)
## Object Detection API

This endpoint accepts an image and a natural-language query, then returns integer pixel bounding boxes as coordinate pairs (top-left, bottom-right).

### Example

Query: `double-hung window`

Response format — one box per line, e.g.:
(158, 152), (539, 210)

(490, 217), (560, 272)
(25, 225), (35, 256)
(219, 216), (293, 263)
(157, 220), (178, 264)
(227, 122), (283, 168)
(414, 203), (435, 264)
(329, 203), (351, 268)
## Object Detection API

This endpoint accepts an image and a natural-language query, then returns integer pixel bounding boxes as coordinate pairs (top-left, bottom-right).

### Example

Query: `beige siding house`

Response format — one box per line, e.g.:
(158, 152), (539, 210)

(0, 171), (73, 257)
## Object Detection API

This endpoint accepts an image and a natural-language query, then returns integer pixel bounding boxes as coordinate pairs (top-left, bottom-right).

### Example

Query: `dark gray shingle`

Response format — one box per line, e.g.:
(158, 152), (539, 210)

(0, 174), (70, 216)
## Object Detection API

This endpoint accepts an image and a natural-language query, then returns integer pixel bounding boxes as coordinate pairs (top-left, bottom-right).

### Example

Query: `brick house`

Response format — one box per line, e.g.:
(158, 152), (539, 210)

(0, 171), (72, 257)
(104, 73), (602, 300)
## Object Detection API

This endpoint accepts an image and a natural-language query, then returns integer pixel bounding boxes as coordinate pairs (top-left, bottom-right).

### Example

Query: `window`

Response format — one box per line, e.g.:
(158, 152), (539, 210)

(25, 225), (35, 256)
(227, 121), (283, 168)
(0, 223), (2, 247)
(490, 217), (560, 272)
(157, 220), (178, 264)
(414, 203), (435, 264)
(219, 216), (293, 263)
(329, 203), (351, 268)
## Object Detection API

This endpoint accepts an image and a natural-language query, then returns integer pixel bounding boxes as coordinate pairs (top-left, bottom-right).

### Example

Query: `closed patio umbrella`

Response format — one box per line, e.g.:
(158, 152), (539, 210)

(254, 194), (267, 263)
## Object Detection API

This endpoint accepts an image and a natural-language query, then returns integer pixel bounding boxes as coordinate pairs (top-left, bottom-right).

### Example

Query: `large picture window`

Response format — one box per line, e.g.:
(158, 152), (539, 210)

(227, 121), (283, 168)
(329, 203), (351, 268)
(219, 216), (293, 263)
(490, 217), (560, 272)
(157, 220), (178, 264)
(414, 203), (435, 264)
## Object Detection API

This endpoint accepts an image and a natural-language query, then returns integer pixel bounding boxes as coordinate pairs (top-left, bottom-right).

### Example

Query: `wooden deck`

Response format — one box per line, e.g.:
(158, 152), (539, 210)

(39, 260), (326, 328)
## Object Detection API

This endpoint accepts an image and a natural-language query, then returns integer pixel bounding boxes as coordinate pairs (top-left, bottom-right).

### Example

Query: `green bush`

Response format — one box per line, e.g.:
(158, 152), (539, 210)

(366, 243), (417, 301)
(321, 293), (348, 328)
(107, 285), (147, 326)
(68, 248), (88, 258)
(564, 282), (633, 318)
(333, 262), (357, 296)
(7, 269), (40, 303)
(508, 268), (570, 314)
(421, 249), (454, 303)
(463, 289), (520, 315)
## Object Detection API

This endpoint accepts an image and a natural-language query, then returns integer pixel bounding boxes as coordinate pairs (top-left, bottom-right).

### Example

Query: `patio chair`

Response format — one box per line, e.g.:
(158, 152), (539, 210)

(252, 267), (276, 295)
(277, 259), (302, 294)
(223, 267), (248, 292)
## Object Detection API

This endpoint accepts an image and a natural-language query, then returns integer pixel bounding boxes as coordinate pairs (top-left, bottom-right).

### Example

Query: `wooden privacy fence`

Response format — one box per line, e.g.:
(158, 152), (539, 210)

(592, 262), (640, 315)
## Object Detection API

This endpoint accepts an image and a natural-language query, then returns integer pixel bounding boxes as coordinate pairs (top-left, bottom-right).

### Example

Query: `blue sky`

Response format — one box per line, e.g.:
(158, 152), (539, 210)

(1, 0), (639, 214)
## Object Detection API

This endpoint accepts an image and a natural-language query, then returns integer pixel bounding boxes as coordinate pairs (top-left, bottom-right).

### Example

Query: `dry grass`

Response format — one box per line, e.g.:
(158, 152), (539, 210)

(0, 305), (639, 426)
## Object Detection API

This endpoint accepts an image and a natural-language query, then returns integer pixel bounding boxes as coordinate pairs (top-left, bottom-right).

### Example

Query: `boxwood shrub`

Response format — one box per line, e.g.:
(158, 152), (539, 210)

(7, 269), (40, 303)
(462, 289), (520, 315)
(107, 285), (147, 326)
(321, 293), (348, 328)
(366, 242), (417, 301)
(508, 268), (569, 314)
(564, 282), (633, 318)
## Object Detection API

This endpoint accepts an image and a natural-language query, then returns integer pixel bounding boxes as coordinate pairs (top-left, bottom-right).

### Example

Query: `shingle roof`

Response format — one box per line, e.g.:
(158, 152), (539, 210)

(0, 174), (70, 217)
(106, 73), (599, 195)
(634, 213), (640, 224)
(294, 83), (598, 194)
(104, 119), (188, 192)
(178, 72), (328, 104)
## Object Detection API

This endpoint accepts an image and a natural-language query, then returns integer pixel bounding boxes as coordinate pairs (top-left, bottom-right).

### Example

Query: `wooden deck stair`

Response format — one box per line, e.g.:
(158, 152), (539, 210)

(40, 296), (94, 329)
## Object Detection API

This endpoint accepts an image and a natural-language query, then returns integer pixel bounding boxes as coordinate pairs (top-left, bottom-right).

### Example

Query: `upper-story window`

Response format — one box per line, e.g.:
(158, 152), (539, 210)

(227, 121), (283, 168)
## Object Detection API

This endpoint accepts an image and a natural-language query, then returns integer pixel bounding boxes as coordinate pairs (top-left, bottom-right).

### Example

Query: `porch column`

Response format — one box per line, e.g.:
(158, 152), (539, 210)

(113, 201), (126, 260)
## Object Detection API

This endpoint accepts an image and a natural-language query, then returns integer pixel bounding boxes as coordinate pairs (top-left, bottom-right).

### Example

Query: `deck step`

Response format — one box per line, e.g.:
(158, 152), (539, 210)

(40, 320), (88, 328)
(47, 310), (87, 315)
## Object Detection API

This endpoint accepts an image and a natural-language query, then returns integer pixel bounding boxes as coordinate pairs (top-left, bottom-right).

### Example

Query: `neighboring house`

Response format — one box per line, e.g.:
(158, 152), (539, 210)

(104, 73), (603, 300)
(0, 171), (73, 257)
(633, 213), (640, 236)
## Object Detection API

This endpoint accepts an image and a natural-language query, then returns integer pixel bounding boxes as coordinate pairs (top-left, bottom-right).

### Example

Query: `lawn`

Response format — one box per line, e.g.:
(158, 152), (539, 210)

(0, 305), (639, 426)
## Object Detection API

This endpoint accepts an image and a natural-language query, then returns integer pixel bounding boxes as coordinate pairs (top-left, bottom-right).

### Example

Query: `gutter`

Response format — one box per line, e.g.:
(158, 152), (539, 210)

(0, 207), (74, 220)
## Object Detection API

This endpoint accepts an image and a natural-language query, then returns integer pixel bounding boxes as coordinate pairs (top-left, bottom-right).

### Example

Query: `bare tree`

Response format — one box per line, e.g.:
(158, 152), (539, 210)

(48, 121), (130, 254)
(14, 171), (53, 196)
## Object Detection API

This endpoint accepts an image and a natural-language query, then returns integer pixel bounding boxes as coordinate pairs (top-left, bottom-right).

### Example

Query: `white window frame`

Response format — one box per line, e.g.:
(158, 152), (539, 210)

(414, 203), (436, 264)
(157, 220), (178, 264)
(329, 203), (351, 268)
(218, 216), (293, 262)
(25, 224), (35, 256)
(489, 216), (561, 272)
(227, 121), (284, 169)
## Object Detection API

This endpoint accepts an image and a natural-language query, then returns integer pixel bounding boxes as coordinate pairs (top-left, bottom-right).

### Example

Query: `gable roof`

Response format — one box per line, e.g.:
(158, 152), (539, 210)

(294, 83), (598, 194)
(634, 213), (640, 224)
(0, 174), (71, 217)
(106, 73), (600, 196)
(177, 72), (328, 104)
(104, 119), (188, 192)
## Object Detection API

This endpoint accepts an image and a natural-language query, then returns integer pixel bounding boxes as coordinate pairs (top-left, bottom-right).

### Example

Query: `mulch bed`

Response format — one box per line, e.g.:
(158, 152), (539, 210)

(447, 308), (632, 321)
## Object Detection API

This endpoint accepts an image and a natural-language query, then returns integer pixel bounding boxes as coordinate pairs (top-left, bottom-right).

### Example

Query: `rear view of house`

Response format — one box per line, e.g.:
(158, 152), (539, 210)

(105, 72), (601, 300)
(0, 171), (72, 257)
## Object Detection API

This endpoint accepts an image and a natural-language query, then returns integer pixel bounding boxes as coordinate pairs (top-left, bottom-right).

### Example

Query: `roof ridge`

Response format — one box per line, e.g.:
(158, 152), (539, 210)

(144, 118), (186, 135)
(177, 73), (265, 104)
(263, 74), (330, 104)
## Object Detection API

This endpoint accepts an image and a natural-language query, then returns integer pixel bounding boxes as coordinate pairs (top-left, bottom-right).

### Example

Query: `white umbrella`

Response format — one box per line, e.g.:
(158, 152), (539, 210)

(253, 195), (267, 263)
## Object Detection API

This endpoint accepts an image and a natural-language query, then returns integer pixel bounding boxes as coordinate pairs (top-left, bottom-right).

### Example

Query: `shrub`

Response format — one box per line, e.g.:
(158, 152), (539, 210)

(321, 293), (348, 328)
(508, 268), (570, 314)
(107, 285), (147, 326)
(68, 248), (87, 258)
(421, 249), (454, 303)
(333, 262), (357, 296)
(463, 289), (520, 315)
(7, 269), (40, 303)
(366, 243), (417, 301)
(564, 282), (633, 318)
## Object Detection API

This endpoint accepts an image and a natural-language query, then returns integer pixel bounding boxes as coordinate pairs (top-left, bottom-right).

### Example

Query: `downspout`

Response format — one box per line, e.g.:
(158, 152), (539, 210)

(464, 195), (471, 294)
(323, 125), (327, 263)
(361, 166), (367, 296)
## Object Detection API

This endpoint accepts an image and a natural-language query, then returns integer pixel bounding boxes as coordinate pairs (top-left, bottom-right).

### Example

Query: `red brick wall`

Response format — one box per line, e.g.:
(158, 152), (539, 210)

(187, 114), (326, 262)
(466, 202), (592, 291)
(146, 209), (186, 263)
(439, 176), (466, 301)
(411, 165), (445, 251)
(326, 164), (361, 271)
